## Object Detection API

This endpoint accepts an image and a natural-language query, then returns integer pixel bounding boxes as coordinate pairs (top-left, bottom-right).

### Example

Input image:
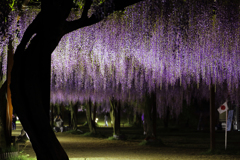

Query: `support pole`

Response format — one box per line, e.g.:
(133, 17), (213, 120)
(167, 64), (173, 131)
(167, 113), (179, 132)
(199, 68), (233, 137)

(210, 83), (215, 151)
(225, 109), (228, 150)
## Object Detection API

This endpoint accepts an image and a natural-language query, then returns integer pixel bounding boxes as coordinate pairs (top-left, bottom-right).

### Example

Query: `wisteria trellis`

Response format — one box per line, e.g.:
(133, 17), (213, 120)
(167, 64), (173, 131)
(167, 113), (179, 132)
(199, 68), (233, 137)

(0, 0), (240, 117)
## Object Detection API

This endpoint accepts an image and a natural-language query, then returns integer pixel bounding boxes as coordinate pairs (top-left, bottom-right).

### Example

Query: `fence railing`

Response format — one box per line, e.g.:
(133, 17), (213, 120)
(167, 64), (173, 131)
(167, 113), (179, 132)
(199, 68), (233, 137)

(0, 151), (18, 160)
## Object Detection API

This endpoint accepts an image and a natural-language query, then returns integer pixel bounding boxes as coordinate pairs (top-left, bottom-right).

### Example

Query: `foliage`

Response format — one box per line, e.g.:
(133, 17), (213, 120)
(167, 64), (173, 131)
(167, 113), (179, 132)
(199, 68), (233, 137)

(82, 121), (88, 126)
(49, 0), (240, 114)
(107, 136), (117, 140)
(107, 134), (127, 140)
(1, 0), (240, 117)
(201, 149), (222, 155)
(29, 0), (40, 2)
(0, 146), (17, 154)
(73, 0), (105, 10)
(0, 0), (16, 37)
(73, 0), (85, 10)
(6, 154), (36, 160)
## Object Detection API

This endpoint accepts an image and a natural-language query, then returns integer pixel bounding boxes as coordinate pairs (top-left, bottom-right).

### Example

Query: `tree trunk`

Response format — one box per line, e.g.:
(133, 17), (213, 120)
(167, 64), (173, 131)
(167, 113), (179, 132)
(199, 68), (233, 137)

(9, 0), (144, 159)
(144, 92), (157, 139)
(92, 102), (97, 125)
(133, 111), (141, 127)
(110, 98), (121, 136)
(163, 106), (170, 128)
(85, 99), (96, 134)
(116, 100), (121, 135)
(10, 4), (70, 158)
(133, 112), (137, 125)
(56, 104), (61, 115)
(11, 52), (68, 160)
(128, 106), (133, 124)
(144, 103), (153, 138)
(0, 82), (7, 151)
(71, 103), (78, 131)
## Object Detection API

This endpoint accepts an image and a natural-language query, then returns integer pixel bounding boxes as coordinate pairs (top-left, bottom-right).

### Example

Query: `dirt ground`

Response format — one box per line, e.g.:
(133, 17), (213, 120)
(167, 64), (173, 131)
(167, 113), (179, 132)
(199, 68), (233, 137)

(20, 127), (240, 160)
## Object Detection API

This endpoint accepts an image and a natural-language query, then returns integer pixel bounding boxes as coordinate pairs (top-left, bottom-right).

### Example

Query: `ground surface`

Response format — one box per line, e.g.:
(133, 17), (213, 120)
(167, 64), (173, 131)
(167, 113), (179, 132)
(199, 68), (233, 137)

(16, 125), (240, 160)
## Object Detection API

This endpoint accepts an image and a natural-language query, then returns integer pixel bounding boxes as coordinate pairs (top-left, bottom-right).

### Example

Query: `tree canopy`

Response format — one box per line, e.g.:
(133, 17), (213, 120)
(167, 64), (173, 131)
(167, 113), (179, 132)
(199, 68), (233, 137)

(1, 0), (240, 110)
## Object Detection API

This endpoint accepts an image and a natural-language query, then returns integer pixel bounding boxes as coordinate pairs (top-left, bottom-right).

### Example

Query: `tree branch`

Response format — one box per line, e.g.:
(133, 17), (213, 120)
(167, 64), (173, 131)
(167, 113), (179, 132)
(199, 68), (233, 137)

(65, 0), (144, 34)
(82, 0), (92, 19)
(14, 12), (42, 56)
(113, 0), (143, 12)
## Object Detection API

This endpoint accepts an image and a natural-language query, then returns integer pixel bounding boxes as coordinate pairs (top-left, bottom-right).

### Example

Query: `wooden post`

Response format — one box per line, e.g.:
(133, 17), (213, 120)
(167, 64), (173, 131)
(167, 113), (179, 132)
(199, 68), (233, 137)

(210, 83), (215, 151)
(225, 109), (228, 150)
(6, 40), (14, 147)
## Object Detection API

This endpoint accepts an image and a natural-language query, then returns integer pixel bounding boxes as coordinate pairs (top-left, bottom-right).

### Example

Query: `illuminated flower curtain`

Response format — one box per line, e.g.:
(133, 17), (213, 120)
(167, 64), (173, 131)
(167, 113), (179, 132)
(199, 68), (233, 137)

(1, 0), (240, 117)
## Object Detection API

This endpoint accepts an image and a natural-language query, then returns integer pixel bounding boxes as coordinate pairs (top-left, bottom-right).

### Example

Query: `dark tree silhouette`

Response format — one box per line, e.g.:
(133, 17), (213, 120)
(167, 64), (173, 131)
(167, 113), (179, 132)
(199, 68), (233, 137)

(10, 0), (143, 159)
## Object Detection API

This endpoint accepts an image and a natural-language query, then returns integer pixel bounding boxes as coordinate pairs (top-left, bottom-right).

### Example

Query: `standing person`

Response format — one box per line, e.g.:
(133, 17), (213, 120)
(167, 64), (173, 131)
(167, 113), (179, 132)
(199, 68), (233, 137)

(12, 114), (17, 130)
(104, 114), (108, 127)
(54, 115), (64, 132)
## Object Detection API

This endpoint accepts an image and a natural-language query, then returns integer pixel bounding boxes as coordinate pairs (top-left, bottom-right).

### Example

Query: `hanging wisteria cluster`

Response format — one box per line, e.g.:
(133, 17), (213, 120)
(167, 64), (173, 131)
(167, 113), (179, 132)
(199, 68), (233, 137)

(1, 0), (240, 117)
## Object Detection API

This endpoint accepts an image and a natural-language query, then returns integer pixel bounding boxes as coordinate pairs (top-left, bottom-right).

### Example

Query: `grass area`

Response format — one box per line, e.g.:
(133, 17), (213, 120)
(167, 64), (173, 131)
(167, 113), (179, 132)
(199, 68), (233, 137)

(0, 146), (17, 154)
(139, 139), (165, 147)
(72, 125), (240, 155)
(16, 121), (21, 124)
(6, 155), (36, 160)
(107, 136), (118, 140)
(64, 130), (108, 139)
(12, 120), (240, 157)
(12, 114), (240, 159)
(96, 121), (133, 127)
(65, 130), (83, 135)
(201, 148), (240, 155)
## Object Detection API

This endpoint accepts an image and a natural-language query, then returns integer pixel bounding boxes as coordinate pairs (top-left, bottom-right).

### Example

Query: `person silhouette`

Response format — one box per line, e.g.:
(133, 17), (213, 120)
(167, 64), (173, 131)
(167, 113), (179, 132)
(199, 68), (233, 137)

(12, 114), (17, 130)
(54, 115), (64, 132)
(104, 114), (108, 127)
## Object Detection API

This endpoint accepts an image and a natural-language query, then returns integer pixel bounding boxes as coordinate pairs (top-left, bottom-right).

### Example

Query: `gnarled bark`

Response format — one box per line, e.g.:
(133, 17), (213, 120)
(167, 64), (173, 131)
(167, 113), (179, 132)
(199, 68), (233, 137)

(0, 82), (7, 151)
(85, 99), (96, 134)
(70, 103), (78, 131)
(110, 97), (121, 136)
(144, 92), (156, 138)
(10, 1), (72, 159)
